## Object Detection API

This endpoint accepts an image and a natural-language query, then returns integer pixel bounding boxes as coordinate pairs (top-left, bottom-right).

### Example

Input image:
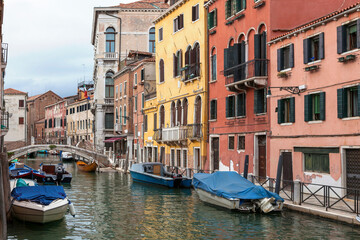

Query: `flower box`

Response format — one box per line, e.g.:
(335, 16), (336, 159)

(277, 72), (289, 78)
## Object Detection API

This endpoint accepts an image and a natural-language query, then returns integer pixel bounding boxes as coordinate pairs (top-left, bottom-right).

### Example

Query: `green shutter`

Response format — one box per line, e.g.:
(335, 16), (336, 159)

(277, 99), (284, 124)
(214, 9), (217, 27)
(242, 0), (246, 9)
(225, 0), (231, 19)
(226, 96), (230, 118)
(236, 0), (241, 12)
(319, 92), (326, 120)
(290, 97), (295, 123)
(207, 11), (212, 29)
(254, 90), (258, 114)
(214, 100), (217, 119)
(304, 94), (312, 122)
(337, 88), (347, 118)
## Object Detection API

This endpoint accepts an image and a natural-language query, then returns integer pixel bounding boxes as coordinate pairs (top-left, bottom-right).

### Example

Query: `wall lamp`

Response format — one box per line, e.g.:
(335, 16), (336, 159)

(266, 85), (307, 97)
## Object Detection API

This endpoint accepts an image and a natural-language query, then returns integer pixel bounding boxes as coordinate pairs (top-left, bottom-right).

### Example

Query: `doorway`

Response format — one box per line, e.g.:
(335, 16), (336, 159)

(194, 148), (201, 172)
(257, 135), (266, 179)
(346, 149), (360, 197)
(211, 137), (219, 171)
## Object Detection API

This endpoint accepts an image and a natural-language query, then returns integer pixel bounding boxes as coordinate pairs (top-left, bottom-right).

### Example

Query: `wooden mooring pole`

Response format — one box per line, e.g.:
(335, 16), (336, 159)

(124, 147), (129, 173)
(0, 152), (10, 239)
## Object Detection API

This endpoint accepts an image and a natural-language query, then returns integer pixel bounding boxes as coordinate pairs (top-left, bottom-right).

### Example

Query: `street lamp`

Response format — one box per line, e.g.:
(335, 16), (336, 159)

(266, 85), (307, 98)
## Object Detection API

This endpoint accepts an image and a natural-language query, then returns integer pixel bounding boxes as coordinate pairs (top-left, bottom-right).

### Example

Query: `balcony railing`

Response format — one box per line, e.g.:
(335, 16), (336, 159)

(153, 129), (162, 141)
(224, 59), (269, 86)
(1, 111), (9, 136)
(2, 43), (8, 66)
(162, 126), (188, 142)
(187, 123), (202, 139)
(104, 98), (114, 105)
(104, 52), (118, 60)
(153, 124), (202, 142)
(181, 62), (200, 81)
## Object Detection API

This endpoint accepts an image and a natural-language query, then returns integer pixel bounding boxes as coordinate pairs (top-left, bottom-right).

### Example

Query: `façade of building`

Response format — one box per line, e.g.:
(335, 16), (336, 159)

(91, 0), (168, 152)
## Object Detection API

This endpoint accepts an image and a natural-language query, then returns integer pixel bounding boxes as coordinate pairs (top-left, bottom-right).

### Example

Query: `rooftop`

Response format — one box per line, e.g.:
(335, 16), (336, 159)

(112, 0), (169, 9)
(4, 88), (27, 95)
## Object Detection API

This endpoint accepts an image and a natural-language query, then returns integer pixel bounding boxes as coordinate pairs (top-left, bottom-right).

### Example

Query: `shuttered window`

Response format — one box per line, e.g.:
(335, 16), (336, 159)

(210, 99), (217, 120)
(304, 92), (325, 122)
(225, 0), (233, 19)
(236, 93), (246, 117)
(228, 136), (235, 150)
(337, 86), (360, 118)
(304, 153), (329, 173)
(159, 59), (164, 83)
(158, 27), (163, 42)
(254, 89), (266, 114)
(211, 54), (217, 81)
(226, 95), (235, 118)
(141, 68), (145, 81)
(144, 115), (148, 132)
(192, 4), (199, 22)
(154, 113), (157, 130)
(208, 9), (217, 29)
(278, 97), (295, 124)
(237, 136), (245, 150)
(277, 44), (294, 71)
(235, 0), (246, 12)
(337, 20), (360, 54)
(303, 33), (325, 64)
(173, 14), (184, 33)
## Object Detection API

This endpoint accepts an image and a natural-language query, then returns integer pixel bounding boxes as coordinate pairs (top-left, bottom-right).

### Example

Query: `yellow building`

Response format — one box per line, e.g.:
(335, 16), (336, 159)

(143, 97), (158, 162)
(151, 0), (207, 173)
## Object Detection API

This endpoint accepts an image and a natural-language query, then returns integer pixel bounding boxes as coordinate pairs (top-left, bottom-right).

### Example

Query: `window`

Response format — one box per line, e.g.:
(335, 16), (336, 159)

(182, 149), (188, 168)
(149, 27), (155, 53)
(154, 113), (157, 130)
(337, 20), (360, 54)
(254, 89), (266, 114)
(119, 107), (122, 124)
(304, 33), (324, 63)
(171, 149), (175, 166)
(144, 115), (148, 132)
(105, 27), (116, 52)
(134, 73), (138, 86)
(184, 43), (200, 80)
(19, 117), (24, 125)
(115, 86), (118, 99)
(305, 92), (325, 121)
(236, 93), (246, 117)
(159, 59), (164, 83)
(134, 96), (138, 112)
(183, 98), (188, 125)
(208, 9), (217, 29)
(105, 113), (114, 129)
(226, 95), (235, 118)
(176, 149), (181, 167)
(337, 86), (360, 118)
(238, 136), (245, 150)
(173, 14), (184, 33)
(19, 100), (24, 108)
(210, 99), (217, 120)
(119, 84), (122, 97)
(173, 50), (182, 77)
(142, 93), (145, 109)
(277, 44), (294, 71)
(304, 153), (329, 173)
(278, 97), (295, 124)
(228, 136), (235, 150)
(158, 27), (163, 42)
(105, 71), (114, 98)
(225, 0), (245, 19)
(141, 68), (145, 82)
(115, 108), (119, 124)
(192, 4), (199, 22)
(123, 106), (127, 125)
(135, 125), (138, 139)
(211, 48), (217, 81)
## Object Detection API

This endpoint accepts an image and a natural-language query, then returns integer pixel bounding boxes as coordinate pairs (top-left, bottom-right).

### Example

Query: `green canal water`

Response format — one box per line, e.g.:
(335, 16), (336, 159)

(6, 155), (360, 239)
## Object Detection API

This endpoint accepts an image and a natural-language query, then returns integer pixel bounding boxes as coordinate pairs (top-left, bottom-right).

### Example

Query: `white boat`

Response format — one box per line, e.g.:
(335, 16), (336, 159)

(193, 172), (284, 213)
(61, 151), (73, 161)
(10, 179), (76, 223)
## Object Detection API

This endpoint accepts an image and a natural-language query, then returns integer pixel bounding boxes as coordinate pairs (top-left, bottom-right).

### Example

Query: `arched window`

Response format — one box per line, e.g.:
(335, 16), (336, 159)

(123, 105), (127, 125)
(171, 101), (176, 127)
(115, 108), (119, 124)
(192, 43), (200, 78)
(105, 27), (116, 52)
(159, 59), (164, 83)
(182, 98), (188, 126)
(210, 47), (217, 81)
(105, 71), (114, 98)
(194, 96), (202, 138)
(149, 27), (155, 53)
(176, 100), (182, 126)
(173, 50), (182, 77)
(228, 38), (234, 47)
(119, 107), (122, 124)
(160, 105), (165, 128)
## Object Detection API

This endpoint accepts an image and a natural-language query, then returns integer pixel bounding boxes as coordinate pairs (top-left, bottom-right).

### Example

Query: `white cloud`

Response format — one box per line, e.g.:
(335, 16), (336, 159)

(3, 0), (133, 97)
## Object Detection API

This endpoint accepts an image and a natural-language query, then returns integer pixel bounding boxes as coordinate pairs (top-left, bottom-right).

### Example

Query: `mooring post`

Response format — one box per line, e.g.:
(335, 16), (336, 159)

(124, 147), (129, 173)
(0, 152), (7, 239)
(243, 155), (249, 179)
(275, 154), (283, 195)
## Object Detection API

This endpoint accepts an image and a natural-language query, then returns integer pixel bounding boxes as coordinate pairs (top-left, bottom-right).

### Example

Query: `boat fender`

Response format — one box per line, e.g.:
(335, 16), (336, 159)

(68, 199), (76, 217)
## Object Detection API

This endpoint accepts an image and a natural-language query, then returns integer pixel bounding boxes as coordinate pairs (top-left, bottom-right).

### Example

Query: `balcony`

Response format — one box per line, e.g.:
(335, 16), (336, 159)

(224, 59), (268, 91)
(1, 111), (9, 136)
(2, 43), (8, 68)
(153, 129), (162, 141)
(104, 98), (114, 106)
(187, 124), (202, 140)
(181, 63), (200, 82)
(114, 123), (122, 132)
(153, 124), (202, 144)
(103, 52), (118, 61)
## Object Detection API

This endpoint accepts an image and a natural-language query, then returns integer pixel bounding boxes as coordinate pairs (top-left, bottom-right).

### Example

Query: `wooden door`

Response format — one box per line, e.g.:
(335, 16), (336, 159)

(258, 135), (266, 179)
(282, 152), (293, 181)
(195, 148), (201, 172)
(211, 137), (219, 171)
(160, 147), (165, 164)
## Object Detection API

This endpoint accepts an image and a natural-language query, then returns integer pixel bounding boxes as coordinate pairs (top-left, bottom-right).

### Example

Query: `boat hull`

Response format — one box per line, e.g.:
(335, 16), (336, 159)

(130, 170), (176, 187)
(12, 199), (69, 223)
(195, 188), (241, 210)
(77, 161), (97, 172)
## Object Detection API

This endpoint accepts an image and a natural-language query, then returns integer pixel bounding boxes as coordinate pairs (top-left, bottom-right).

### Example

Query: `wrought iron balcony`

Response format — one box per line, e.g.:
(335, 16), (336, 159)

(104, 98), (114, 105)
(1, 111), (9, 136)
(2, 43), (8, 67)
(104, 52), (118, 60)
(181, 63), (200, 82)
(153, 124), (202, 143)
(162, 126), (188, 142)
(187, 123), (202, 139)
(224, 59), (269, 90)
(153, 129), (162, 141)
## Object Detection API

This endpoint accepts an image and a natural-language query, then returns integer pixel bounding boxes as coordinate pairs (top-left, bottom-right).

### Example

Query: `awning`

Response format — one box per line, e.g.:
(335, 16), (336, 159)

(104, 137), (125, 143)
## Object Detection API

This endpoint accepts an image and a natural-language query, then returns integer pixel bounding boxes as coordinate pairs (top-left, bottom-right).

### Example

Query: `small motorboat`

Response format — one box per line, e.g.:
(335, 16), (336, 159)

(130, 162), (192, 188)
(192, 171), (284, 213)
(9, 163), (45, 182)
(76, 161), (97, 172)
(61, 152), (73, 161)
(49, 150), (59, 155)
(10, 178), (75, 223)
(40, 163), (72, 184)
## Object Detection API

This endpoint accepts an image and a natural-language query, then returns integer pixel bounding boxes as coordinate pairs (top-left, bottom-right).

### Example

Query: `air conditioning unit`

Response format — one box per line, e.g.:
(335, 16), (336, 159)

(114, 123), (122, 133)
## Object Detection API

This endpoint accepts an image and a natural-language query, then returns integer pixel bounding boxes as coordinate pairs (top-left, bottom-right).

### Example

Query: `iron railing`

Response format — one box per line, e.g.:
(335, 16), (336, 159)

(187, 123), (202, 139)
(2, 43), (8, 66)
(1, 111), (9, 134)
(224, 59), (269, 86)
(181, 62), (200, 81)
(153, 129), (162, 141)
(104, 98), (114, 105)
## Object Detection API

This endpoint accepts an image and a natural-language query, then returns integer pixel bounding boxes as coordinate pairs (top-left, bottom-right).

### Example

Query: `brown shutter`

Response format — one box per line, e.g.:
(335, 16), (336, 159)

(183, 99), (188, 125)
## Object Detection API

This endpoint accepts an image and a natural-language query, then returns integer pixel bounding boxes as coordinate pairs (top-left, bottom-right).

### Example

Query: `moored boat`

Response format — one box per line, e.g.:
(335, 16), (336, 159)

(192, 171), (284, 213)
(61, 152), (73, 161)
(10, 179), (75, 223)
(76, 161), (97, 172)
(9, 163), (45, 182)
(130, 162), (192, 188)
(40, 163), (72, 184)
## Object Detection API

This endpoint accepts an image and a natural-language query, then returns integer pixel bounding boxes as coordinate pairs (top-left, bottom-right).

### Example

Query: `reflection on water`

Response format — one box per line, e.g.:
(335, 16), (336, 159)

(7, 155), (360, 239)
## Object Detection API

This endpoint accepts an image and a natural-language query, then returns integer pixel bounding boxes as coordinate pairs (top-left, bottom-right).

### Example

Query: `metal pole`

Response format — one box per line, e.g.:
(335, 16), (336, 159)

(243, 155), (249, 179)
(275, 154), (283, 195)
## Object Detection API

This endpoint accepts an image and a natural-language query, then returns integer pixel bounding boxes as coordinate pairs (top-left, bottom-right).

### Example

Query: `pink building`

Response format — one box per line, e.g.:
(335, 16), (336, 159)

(268, 2), (360, 189)
(45, 100), (67, 144)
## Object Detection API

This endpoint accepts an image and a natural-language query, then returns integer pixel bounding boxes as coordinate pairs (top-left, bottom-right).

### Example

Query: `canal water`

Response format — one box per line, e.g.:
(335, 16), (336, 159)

(7, 155), (360, 239)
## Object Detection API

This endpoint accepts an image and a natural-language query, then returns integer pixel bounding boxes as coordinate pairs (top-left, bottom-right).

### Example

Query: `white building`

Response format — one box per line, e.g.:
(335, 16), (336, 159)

(91, 0), (168, 151)
(4, 88), (27, 143)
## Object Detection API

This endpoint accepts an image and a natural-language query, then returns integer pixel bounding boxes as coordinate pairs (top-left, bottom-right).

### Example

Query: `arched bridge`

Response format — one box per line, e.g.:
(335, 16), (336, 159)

(8, 144), (111, 167)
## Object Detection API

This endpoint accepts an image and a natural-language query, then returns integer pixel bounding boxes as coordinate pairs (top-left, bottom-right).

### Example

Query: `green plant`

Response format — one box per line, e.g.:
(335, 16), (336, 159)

(277, 72), (288, 78)
(7, 152), (14, 158)
(49, 145), (57, 150)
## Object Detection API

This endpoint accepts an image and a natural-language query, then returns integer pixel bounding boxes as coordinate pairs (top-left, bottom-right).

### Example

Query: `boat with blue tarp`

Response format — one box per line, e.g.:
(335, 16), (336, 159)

(192, 171), (284, 213)
(130, 162), (192, 188)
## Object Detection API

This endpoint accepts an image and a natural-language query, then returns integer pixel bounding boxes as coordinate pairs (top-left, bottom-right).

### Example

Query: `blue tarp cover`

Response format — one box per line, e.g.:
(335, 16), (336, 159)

(193, 172), (284, 202)
(11, 186), (67, 205)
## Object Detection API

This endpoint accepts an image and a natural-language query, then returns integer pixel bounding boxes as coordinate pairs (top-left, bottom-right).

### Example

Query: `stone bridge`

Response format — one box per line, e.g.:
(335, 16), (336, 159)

(8, 144), (111, 167)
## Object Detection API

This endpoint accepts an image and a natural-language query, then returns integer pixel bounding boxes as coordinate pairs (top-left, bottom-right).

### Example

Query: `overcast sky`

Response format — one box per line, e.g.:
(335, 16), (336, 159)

(3, 0), (133, 98)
